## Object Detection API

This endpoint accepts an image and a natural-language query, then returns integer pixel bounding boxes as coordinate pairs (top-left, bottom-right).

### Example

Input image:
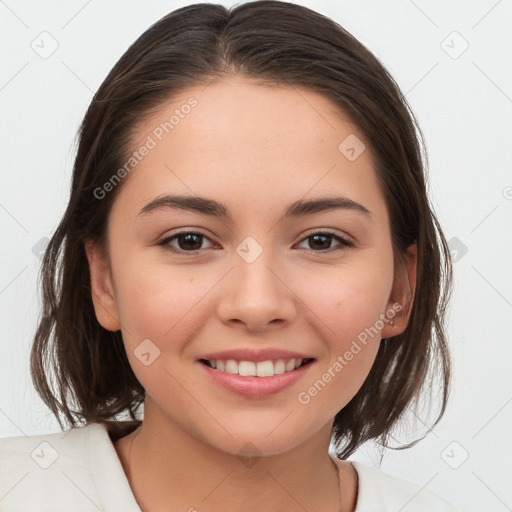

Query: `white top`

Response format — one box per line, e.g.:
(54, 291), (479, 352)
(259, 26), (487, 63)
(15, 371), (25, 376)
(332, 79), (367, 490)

(0, 422), (458, 511)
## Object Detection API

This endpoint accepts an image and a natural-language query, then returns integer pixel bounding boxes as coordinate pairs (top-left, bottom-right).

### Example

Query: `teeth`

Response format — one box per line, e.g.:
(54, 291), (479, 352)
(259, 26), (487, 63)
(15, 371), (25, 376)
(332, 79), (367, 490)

(273, 360), (286, 375)
(239, 361), (256, 376)
(225, 360), (238, 374)
(205, 358), (308, 377)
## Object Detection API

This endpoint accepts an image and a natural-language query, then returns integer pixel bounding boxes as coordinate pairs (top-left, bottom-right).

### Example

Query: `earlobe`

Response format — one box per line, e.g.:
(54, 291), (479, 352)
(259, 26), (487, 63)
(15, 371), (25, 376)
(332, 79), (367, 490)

(84, 240), (121, 332)
(381, 243), (418, 339)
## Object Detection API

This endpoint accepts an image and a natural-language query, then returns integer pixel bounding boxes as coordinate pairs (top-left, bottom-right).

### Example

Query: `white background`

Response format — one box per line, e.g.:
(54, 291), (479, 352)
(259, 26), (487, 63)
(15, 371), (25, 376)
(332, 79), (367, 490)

(1, 1), (511, 511)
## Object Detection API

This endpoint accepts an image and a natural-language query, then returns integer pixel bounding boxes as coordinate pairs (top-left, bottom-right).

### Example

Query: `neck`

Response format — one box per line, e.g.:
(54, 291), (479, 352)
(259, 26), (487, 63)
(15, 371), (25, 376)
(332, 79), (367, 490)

(114, 400), (356, 512)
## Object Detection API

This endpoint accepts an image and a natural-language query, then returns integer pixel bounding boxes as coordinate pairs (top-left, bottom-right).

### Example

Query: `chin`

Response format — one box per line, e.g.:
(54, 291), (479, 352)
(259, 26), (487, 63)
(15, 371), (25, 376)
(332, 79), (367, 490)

(200, 426), (314, 460)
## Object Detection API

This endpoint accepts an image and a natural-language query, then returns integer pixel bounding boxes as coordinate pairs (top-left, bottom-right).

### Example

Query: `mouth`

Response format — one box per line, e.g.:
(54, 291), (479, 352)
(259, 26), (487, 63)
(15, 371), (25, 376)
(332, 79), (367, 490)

(198, 357), (315, 377)
(197, 356), (316, 398)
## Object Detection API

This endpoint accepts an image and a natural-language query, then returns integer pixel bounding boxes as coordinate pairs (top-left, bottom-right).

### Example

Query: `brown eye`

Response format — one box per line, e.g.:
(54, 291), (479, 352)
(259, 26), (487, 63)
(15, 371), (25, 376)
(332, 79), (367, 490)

(308, 234), (333, 250)
(297, 232), (353, 252)
(160, 232), (215, 252)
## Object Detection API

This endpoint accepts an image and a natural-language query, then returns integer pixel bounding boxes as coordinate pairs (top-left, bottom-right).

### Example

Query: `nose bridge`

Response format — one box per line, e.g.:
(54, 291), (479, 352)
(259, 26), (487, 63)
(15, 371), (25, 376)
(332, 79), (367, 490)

(234, 238), (283, 299)
(216, 236), (296, 329)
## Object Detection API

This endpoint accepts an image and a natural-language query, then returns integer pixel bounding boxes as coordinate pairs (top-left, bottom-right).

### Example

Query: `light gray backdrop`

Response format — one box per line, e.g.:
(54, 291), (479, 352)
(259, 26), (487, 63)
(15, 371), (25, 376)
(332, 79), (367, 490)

(1, 1), (511, 511)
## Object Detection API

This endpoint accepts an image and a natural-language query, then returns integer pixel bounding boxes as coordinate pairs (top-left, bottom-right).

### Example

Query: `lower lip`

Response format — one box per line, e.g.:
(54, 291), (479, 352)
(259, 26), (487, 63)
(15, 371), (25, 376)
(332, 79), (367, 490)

(197, 360), (315, 399)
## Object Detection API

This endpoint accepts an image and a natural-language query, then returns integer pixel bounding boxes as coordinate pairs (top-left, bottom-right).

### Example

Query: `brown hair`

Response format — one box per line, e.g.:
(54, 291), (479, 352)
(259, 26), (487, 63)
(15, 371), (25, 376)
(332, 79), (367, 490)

(30, 0), (452, 459)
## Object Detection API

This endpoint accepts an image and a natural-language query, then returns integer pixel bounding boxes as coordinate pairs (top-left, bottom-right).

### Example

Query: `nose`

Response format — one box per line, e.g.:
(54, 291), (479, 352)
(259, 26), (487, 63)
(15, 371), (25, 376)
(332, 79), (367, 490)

(216, 251), (298, 332)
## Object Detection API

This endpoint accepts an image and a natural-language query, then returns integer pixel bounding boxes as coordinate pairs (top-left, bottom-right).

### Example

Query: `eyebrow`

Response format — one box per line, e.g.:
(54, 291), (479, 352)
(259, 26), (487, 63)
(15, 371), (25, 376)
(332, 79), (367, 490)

(137, 194), (371, 220)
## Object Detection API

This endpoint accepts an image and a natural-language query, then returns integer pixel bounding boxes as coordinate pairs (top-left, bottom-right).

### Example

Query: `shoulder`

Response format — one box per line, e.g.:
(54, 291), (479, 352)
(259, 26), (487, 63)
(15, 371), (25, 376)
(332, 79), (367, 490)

(0, 424), (101, 511)
(0, 422), (140, 511)
(351, 461), (459, 512)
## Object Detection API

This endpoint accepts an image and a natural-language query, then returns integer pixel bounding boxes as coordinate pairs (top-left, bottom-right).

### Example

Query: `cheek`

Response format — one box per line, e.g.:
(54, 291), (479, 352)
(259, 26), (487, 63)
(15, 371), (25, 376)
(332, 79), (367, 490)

(294, 255), (394, 342)
(290, 257), (393, 407)
(114, 263), (213, 339)
(110, 250), (230, 378)
(111, 261), (216, 402)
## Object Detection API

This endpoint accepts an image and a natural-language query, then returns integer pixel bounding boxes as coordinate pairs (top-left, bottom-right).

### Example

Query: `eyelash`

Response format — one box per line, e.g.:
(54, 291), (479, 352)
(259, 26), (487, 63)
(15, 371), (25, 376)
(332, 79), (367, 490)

(158, 230), (354, 255)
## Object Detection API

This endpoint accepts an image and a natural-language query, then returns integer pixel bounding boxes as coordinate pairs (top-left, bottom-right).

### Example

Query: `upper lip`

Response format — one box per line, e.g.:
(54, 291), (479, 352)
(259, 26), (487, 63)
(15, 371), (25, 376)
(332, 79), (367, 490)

(198, 348), (314, 363)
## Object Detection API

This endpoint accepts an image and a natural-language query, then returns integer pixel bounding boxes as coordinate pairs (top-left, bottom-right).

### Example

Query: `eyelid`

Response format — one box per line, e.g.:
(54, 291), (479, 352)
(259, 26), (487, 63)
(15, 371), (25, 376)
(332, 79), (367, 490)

(298, 227), (354, 244)
(158, 229), (218, 253)
(294, 229), (354, 252)
(159, 228), (354, 255)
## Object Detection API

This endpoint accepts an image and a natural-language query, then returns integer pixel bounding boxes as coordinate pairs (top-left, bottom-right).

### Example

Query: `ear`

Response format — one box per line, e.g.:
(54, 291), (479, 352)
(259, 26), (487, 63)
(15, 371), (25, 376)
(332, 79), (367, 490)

(84, 240), (121, 332)
(381, 243), (417, 339)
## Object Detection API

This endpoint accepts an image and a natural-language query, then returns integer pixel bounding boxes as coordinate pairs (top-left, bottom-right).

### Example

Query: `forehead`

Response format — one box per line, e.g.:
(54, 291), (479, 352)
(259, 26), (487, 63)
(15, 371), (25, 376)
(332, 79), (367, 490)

(134, 75), (363, 158)
(117, 75), (384, 218)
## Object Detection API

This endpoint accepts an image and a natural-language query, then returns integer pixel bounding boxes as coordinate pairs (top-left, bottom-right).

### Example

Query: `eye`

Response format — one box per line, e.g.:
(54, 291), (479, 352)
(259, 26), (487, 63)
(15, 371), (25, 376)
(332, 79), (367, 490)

(296, 231), (353, 252)
(159, 231), (216, 253)
(159, 230), (354, 255)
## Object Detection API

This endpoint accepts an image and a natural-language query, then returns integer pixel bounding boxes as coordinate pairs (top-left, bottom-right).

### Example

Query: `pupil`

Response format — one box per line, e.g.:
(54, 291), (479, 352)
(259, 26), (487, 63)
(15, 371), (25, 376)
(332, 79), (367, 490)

(179, 233), (202, 251)
(176, 234), (332, 251)
(310, 234), (331, 250)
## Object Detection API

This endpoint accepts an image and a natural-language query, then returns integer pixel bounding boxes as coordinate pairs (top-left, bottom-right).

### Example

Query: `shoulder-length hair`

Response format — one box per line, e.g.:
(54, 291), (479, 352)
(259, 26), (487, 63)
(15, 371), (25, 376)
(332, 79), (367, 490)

(31, 0), (452, 459)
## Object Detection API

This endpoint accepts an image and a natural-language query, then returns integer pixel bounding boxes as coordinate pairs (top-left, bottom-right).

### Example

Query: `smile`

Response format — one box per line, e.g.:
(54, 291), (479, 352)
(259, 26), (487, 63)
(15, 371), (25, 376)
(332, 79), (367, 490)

(198, 358), (316, 399)
(200, 358), (313, 377)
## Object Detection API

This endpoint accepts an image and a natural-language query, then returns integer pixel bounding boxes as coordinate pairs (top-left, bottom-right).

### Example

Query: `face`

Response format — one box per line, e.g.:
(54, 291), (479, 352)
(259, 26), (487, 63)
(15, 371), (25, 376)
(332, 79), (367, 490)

(86, 75), (414, 457)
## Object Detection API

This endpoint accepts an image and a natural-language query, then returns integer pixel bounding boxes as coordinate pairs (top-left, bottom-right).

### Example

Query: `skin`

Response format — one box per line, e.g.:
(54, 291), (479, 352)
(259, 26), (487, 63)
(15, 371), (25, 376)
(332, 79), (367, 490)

(86, 75), (417, 512)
